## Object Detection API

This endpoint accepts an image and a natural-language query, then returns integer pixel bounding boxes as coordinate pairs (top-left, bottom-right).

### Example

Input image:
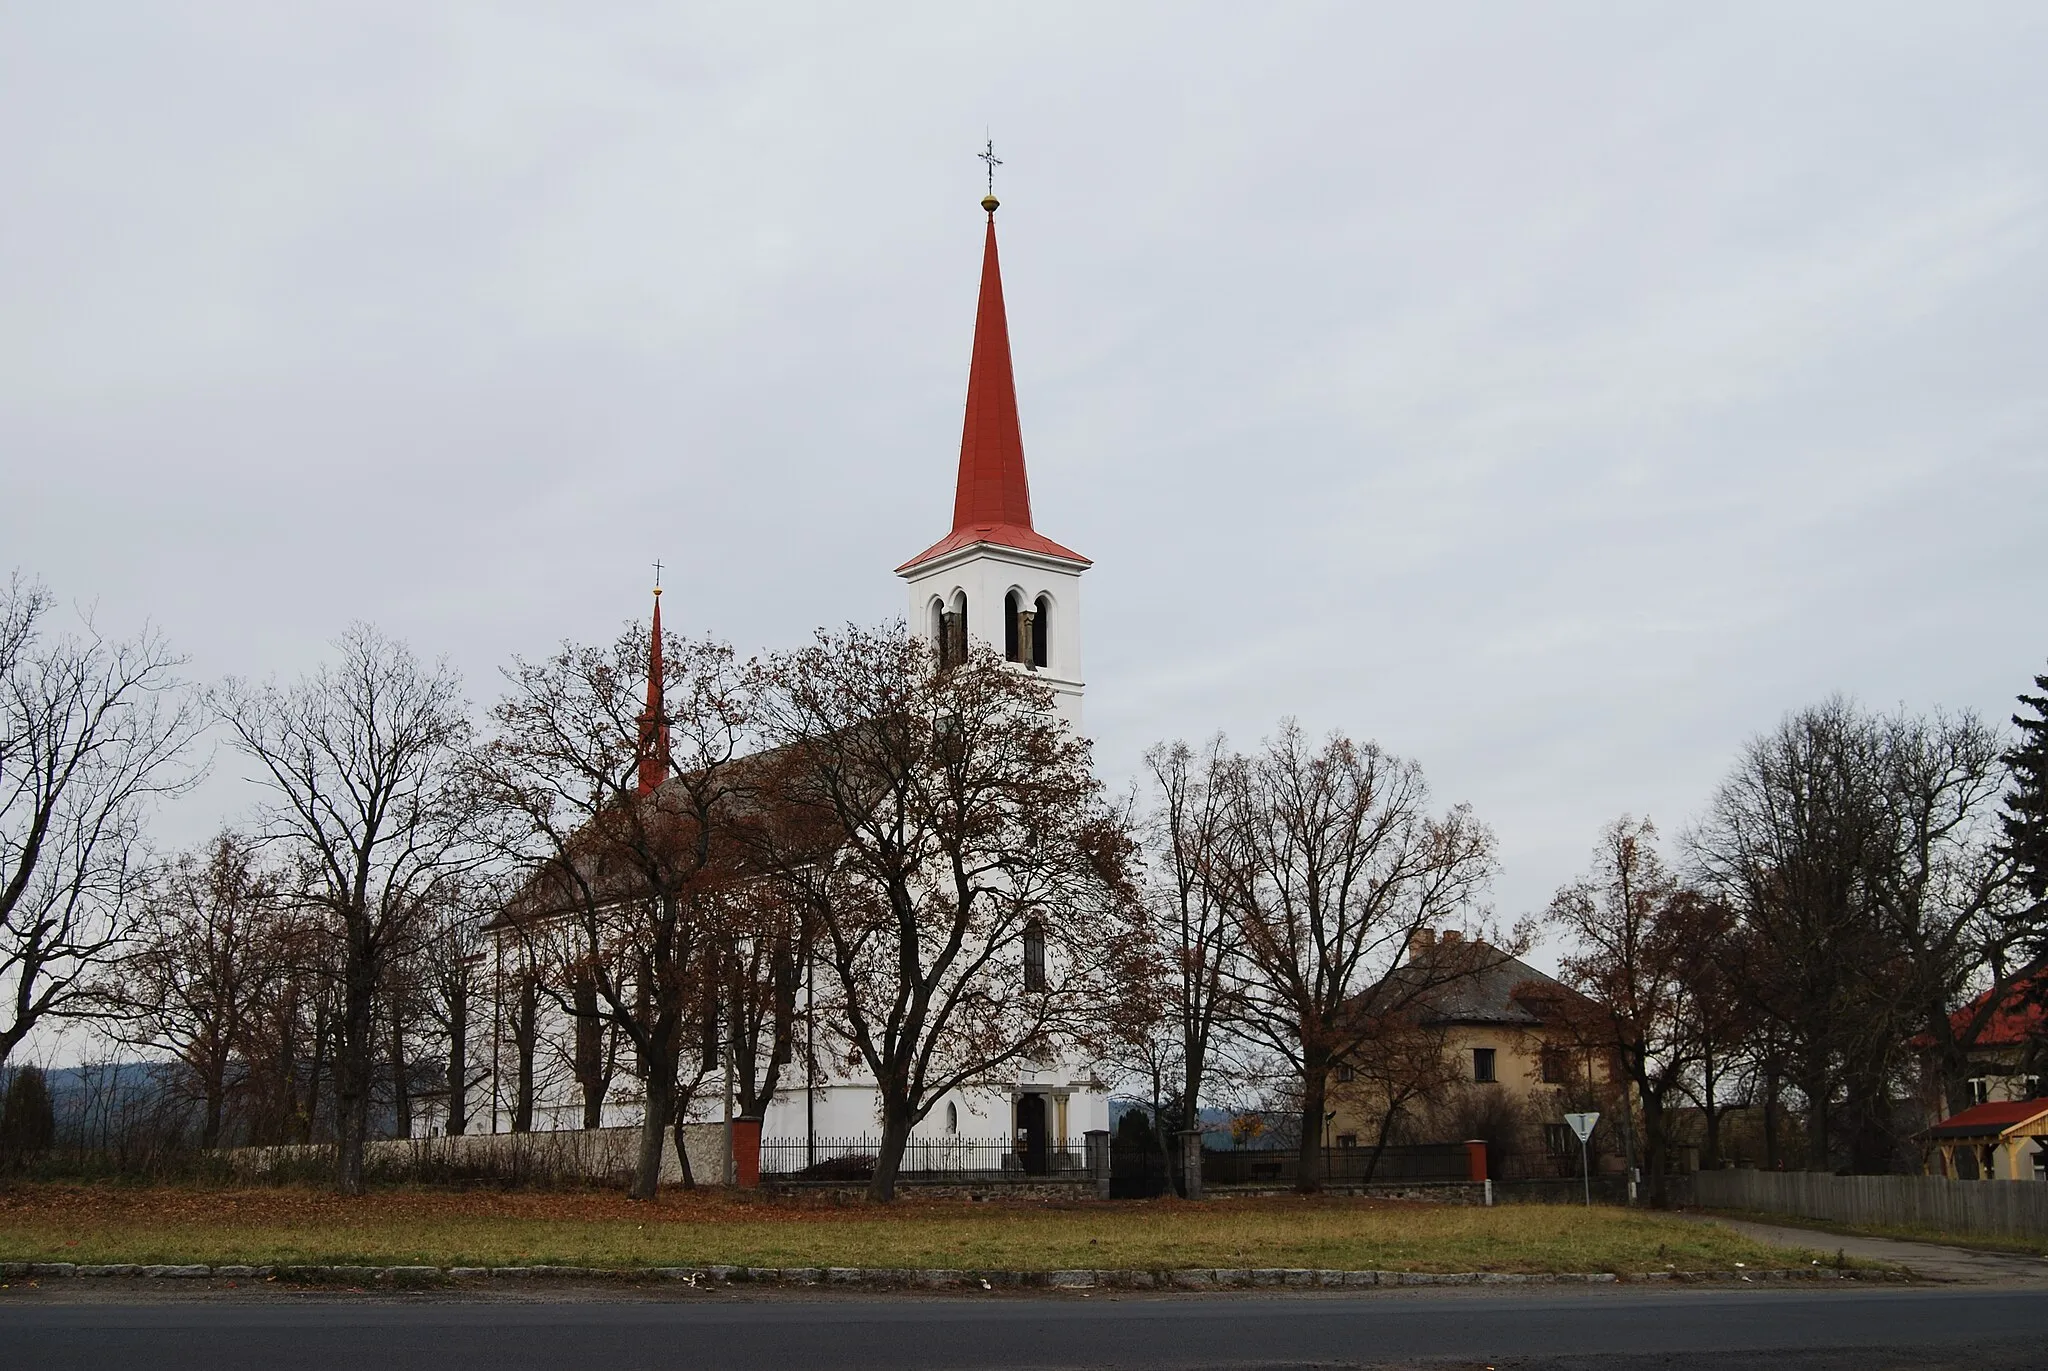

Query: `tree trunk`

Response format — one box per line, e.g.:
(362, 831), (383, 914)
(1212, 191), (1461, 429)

(1642, 1087), (1668, 1207)
(334, 949), (377, 1196)
(512, 975), (537, 1134)
(1801, 1058), (1831, 1171)
(445, 979), (468, 1137)
(389, 1003), (411, 1141)
(1295, 1053), (1330, 1194)
(631, 1053), (676, 1201)
(1762, 1067), (1781, 1170)
(574, 973), (606, 1129)
(869, 1096), (914, 1203)
(200, 1074), (225, 1151)
(301, 999), (329, 1145)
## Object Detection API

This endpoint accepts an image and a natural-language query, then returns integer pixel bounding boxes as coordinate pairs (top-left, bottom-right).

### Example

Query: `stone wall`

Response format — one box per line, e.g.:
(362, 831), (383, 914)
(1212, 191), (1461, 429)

(219, 1123), (731, 1186)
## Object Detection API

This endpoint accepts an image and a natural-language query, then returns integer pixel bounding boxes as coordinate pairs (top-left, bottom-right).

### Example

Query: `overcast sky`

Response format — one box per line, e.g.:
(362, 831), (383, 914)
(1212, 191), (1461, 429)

(5, 4), (2045, 962)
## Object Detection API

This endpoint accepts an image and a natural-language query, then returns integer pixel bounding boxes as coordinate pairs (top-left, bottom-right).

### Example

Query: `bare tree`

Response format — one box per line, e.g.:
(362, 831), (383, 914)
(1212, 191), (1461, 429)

(417, 879), (493, 1136)
(1208, 721), (1497, 1192)
(1691, 698), (2028, 1170)
(1547, 816), (1732, 1205)
(474, 622), (751, 1199)
(754, 627), (1145, 1201)
(1142, 737), (1241, 1153)
(112, 831), (277, 1148)
(213, 624), (474, 1193)
(2, 573), (200, 1067)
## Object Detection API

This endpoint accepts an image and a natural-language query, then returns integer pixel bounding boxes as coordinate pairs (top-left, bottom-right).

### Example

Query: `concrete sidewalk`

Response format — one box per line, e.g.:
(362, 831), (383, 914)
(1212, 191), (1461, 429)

(1697, 1213), (2048, 1285)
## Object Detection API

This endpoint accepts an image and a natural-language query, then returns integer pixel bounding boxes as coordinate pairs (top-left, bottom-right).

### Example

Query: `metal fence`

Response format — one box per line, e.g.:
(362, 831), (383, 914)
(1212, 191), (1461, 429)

(1202, 1142), (1476, 1187)
(1693, 1168), (2048, 1240)
(758, 1135), (1088, 1182)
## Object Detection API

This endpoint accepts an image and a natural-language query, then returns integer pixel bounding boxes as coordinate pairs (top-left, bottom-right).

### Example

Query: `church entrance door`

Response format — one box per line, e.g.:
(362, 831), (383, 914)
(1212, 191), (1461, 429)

(1017, 1093), (1049, 1175)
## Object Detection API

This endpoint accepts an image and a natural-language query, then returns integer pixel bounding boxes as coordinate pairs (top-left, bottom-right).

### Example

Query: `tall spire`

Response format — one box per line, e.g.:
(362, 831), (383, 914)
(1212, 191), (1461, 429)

(635, 582), (669, 797)
(953, 203), (1033, 531)
(898, 196), (1088, 572)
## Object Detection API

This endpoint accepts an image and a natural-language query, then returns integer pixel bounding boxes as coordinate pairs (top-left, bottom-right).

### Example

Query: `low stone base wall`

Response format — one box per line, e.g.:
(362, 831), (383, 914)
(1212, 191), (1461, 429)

(1205, 1181), (1488, 1204)
(765, 1178), (1098, 1200)
(218, 1124), (731, 1186)
(1492, 1176), (1633, 1206)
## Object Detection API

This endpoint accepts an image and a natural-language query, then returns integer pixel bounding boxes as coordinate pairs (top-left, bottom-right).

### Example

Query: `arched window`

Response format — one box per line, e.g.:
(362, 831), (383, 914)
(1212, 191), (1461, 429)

(935, 592), (968, 669)
(946, 1102), (959, 1134)
(1031, 594), (1051, 669)
(1023, 919), (1047, 992)
(1004, 590), (1023, 663)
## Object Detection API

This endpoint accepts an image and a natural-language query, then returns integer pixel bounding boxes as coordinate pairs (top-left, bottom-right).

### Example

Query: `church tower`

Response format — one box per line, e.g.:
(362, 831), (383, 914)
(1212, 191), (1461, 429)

(897, 191), (1090, 729)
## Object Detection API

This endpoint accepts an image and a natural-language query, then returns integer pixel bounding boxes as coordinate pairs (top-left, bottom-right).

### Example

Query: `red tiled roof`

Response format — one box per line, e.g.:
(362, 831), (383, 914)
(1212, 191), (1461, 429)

(1949, 975), (2048, 1048)
(896, 522), (1088, 572)
(1923, 1097), (2048, 1140)
(898, 207), (1087, 575)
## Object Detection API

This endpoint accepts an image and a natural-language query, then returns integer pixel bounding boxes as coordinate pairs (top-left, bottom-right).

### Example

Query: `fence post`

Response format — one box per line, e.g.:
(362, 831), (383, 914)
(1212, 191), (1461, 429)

(1180, 1129), (1206, 1200)
(1085, 1129), (1110, 1200)
(732, 1116), (761, 1188)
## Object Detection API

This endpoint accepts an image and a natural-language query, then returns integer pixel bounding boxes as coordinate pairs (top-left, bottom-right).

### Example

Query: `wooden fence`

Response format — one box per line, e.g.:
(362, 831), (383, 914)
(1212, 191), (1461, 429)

(1692, 1168), (2048, 1240)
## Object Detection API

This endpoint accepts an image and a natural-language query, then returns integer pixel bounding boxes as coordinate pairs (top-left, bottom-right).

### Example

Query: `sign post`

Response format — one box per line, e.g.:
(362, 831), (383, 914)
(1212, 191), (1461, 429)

(1564, 1112), (1600, 1207)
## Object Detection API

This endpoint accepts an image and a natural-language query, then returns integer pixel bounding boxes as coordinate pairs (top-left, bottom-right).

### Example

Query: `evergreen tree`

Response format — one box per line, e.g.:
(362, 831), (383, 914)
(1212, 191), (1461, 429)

(2005, 665), (2048, 914)
(0, 1066), (56, 1158)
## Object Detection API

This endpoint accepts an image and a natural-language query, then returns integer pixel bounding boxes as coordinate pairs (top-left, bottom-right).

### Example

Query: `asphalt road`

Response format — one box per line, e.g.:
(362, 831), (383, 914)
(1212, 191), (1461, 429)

(4, 1287), (2045, 1371)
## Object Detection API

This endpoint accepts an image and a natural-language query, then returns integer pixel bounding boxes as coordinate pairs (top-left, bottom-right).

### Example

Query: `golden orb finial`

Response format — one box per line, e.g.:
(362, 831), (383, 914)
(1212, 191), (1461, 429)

(981, 194), (999, 213)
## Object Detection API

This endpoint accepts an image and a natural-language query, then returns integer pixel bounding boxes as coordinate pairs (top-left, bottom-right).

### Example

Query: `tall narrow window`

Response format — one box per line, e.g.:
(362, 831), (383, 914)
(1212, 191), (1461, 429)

(946, 1102), (959, 1134)
(1023, 919), (1047, 991)
(931, 600), (948, 660)
(1004, 590), (1023, 662)
(1031, 594), (1050, 668)
(1472, 1047), (1497, 1084)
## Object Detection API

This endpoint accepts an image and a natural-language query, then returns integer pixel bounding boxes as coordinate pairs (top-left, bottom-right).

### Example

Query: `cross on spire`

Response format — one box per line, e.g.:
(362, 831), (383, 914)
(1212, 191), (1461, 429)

(979, 138), (1001, 198)
(652, 558), (663, 591)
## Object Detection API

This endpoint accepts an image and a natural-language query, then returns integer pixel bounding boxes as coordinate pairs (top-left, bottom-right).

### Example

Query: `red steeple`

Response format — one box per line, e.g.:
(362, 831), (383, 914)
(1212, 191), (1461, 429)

(635, 585), (669, 796)
(898, 198), (1088, 573)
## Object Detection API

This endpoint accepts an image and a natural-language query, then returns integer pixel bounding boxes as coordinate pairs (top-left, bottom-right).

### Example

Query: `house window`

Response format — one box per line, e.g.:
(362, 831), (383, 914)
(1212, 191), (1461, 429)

(1472, 1048), (1497, 1083)
(1544, 1123), (1573, 1157)
(2022, 1076), (2044, 1100)
(1540, 1046), (1570, 1085)
(946, 1102), (959, 1134)
(1023, 920), (1047, 992)
(1335, 1064), (1356, 1083)
(1967, 1076), (1991, 1106)
(1335, 1134), (1358, 1150)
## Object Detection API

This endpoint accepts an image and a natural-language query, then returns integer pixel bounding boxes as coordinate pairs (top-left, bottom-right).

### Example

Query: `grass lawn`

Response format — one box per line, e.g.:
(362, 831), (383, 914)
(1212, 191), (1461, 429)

(0, 1184), (1818, 1274)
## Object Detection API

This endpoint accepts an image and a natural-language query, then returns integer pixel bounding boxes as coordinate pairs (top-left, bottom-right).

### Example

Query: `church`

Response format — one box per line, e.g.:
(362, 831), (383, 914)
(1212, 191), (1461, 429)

(486, 187), (1112, 1172)
(760, 189), (1110, 1159)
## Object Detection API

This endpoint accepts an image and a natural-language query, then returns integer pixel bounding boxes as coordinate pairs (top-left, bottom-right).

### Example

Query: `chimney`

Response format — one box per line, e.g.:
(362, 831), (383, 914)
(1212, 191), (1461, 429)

(1410, 928), (1436, 959)
(1441, 930), (1463, 945)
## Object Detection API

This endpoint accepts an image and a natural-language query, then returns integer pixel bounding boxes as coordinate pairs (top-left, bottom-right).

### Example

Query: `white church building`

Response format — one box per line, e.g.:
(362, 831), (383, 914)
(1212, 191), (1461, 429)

(754, 188), (1109, 1165)
(481, 190), (1112, 1173)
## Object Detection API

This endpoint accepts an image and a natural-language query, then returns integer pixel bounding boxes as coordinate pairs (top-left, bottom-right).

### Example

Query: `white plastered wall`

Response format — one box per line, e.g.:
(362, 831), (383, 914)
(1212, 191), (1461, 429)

(899, 542), (1086, 731)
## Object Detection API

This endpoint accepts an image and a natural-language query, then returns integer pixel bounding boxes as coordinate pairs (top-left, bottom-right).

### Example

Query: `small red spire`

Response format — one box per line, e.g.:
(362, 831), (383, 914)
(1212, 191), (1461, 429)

(898, 199), (1087, 573)
(635, 586), (669, 796)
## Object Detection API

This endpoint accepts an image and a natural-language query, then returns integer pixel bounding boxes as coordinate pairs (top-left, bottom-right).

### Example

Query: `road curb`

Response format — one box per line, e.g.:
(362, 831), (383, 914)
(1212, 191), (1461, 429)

(0, 1260), (1908, 1288)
